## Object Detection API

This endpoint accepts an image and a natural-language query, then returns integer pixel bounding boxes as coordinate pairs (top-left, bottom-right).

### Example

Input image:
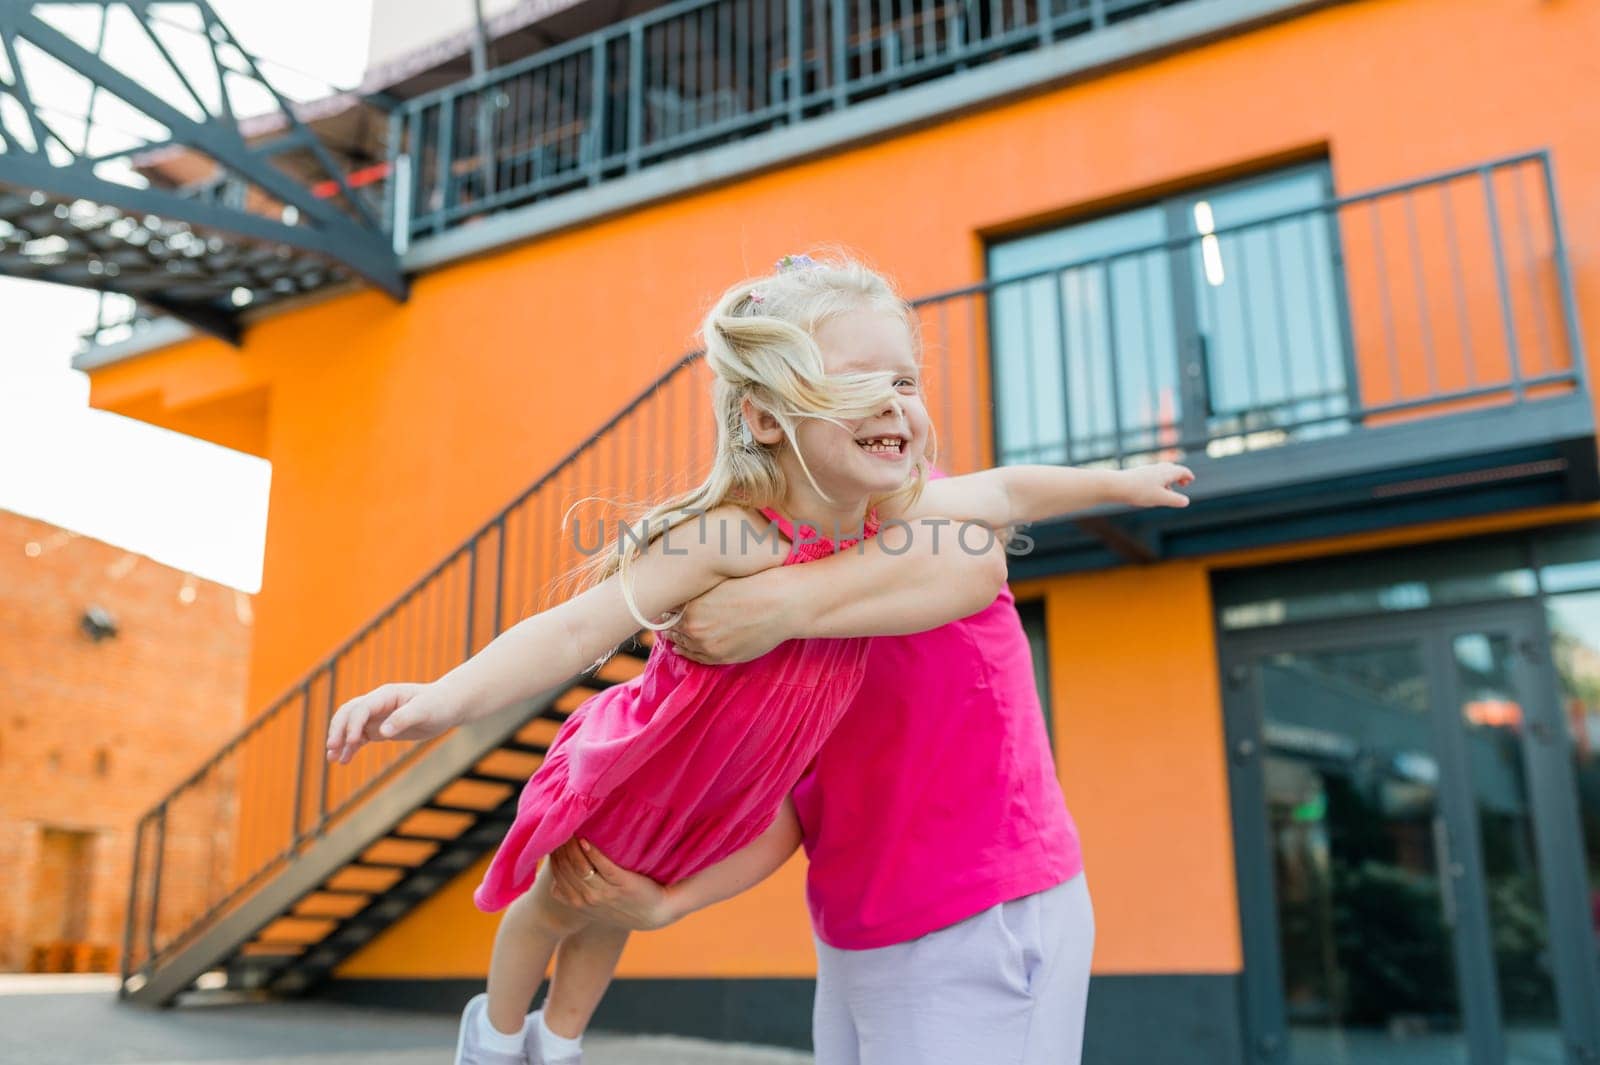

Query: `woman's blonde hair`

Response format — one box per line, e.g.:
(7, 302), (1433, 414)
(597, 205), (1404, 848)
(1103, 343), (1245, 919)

(578, 247), (933, 630)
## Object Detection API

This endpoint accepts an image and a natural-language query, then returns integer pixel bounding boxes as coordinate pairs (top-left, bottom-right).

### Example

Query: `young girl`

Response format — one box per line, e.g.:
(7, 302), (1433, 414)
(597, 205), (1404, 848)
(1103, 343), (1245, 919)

(325, 251), (1193, 1065)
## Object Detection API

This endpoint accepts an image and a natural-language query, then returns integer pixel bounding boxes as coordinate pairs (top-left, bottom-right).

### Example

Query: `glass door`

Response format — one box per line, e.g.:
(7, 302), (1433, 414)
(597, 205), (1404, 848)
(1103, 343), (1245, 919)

(1224, 606), (1600, 1065)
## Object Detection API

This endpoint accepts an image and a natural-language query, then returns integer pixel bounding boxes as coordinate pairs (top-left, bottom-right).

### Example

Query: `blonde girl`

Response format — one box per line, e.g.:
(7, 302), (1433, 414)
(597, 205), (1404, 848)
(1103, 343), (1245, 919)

(325, 250), (1192, 1065)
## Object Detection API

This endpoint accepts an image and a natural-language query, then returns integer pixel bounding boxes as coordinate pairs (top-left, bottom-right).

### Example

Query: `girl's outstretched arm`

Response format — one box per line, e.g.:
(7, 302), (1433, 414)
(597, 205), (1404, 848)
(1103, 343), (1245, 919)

(326, 505), (779, 762)
(901, 461), (1195, 529)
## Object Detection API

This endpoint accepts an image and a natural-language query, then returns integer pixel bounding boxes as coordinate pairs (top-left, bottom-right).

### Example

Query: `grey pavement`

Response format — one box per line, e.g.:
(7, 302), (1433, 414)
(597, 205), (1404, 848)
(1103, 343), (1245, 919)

(0, 976), (811, 1065)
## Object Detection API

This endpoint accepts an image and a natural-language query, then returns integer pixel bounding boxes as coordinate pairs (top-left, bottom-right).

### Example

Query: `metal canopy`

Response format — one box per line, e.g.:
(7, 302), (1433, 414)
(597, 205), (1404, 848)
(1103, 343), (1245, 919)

(0, 0), (405, 344)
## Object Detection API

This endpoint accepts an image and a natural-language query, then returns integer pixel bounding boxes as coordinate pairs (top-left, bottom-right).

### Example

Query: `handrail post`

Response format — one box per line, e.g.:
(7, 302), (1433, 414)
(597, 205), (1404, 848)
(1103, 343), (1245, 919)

(830, 0), (846, 112)
(1540, 152), (1589, 391)
(787, 0), (804, 124)
(291, 683), (310, 848)
(145, 805), (167, 970)
(318, 663), (337, 835)
(588, 35), (607, 185)
(1481, 164), (1524, 403)
(627, 22), (644, 173)
(434, 94), (456, 235)
(464, 542), (479, 658)
(119, 814), (147, 996)
(493, 514), (507, 637)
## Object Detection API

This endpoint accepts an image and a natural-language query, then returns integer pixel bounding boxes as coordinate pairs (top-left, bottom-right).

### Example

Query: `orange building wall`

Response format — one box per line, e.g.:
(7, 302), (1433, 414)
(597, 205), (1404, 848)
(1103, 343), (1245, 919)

(83, 0), (1600, 982)
(0, 511), (251, 972)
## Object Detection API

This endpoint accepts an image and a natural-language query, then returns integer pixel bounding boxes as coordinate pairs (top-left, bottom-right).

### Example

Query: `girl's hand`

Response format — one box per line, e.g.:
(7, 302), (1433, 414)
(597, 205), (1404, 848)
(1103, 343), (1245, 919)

(546, 839), (678, 930)
(325, 682), (457, 763)
(1116, 462), (1194, 509)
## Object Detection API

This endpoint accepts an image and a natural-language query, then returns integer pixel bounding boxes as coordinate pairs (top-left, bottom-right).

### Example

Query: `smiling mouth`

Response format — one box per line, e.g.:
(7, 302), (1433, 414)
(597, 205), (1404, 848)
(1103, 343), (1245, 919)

(856, 435), (906, 456)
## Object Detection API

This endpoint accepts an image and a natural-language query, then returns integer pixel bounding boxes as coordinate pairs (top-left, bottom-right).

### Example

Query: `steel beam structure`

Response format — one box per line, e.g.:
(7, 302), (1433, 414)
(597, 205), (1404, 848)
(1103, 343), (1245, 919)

(0, 0), (404, 343)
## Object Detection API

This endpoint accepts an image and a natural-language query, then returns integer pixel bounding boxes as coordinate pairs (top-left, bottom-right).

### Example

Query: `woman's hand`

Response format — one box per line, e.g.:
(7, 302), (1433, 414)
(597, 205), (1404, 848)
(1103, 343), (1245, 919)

(1114, 462), (1195, 509)
(546, 839), (679, 931)
(325, 682), (457, 763)
(664, 570), (792, 664)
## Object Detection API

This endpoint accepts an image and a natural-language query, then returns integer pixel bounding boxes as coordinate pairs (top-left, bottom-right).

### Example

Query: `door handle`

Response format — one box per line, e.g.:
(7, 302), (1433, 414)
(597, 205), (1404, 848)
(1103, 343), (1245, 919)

(1433, 816), (1460, 928)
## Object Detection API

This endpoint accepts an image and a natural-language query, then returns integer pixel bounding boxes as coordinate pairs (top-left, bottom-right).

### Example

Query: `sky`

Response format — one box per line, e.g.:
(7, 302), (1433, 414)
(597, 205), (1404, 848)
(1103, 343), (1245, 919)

(0, 0), (375, 593)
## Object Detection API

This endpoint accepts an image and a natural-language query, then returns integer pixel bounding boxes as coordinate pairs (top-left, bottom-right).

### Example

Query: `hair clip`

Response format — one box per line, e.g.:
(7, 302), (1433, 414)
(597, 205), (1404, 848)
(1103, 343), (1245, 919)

(748, 288), (766, 304)
(775, 253), (819, 273)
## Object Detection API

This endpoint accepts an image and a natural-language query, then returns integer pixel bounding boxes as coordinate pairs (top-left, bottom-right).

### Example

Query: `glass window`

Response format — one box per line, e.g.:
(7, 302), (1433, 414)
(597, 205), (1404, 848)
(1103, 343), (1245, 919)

(1537, 522), (1600, 594)
(986, 161), (1345, 470)
(1216, 537), (1536, 630)
(1539, 592), (1600, 966)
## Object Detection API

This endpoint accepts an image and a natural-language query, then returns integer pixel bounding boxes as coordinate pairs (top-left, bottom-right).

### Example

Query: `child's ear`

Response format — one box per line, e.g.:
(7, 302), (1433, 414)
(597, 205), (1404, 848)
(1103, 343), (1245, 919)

(740, 397), (785, 446)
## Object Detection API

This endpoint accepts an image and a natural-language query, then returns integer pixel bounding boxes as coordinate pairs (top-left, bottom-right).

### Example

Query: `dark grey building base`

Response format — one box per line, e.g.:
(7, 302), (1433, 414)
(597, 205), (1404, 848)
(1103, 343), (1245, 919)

(314, 973), (1243, 1062)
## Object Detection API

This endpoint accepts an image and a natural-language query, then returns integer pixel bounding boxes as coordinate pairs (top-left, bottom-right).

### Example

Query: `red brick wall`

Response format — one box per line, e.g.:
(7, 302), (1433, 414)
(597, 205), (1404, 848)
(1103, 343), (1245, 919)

(0, 510), (251, 972)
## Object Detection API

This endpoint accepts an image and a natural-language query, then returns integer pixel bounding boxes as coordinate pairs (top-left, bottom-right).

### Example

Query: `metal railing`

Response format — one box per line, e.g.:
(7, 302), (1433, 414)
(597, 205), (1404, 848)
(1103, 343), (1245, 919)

(122, 151), (1588, 994)
(982, 151), (1587, 469)
(389, 0), (1200, 239)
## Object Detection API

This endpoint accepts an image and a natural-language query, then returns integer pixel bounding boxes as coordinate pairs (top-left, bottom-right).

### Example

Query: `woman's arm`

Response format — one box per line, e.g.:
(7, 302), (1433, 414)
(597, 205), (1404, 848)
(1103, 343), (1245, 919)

(664, 513), (1007, 664)
(326, 506), (777, 760)
(546, 802), (804, 929)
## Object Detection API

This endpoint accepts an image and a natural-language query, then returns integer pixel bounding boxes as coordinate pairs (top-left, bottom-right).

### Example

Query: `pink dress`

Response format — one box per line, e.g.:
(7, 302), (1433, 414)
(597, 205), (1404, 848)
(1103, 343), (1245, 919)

(473, 506), (877, 912)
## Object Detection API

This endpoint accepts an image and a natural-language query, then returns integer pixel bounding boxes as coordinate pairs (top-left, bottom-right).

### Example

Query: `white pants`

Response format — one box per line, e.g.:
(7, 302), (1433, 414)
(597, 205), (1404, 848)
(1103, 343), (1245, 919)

(812, 874), (1095, 1065)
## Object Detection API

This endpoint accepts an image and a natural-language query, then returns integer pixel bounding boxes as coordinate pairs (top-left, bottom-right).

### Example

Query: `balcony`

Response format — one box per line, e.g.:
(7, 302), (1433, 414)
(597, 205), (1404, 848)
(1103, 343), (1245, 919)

(938, 150), (1597, 572)
(388, 0), (1255, 242)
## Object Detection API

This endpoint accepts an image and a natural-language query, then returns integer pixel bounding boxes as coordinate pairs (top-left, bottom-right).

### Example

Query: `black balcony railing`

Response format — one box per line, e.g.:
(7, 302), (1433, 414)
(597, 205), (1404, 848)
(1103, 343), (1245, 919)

(977, 151), (1588, 472)
(389, 0), (1202, 239)
(123, 151), (1590, 997)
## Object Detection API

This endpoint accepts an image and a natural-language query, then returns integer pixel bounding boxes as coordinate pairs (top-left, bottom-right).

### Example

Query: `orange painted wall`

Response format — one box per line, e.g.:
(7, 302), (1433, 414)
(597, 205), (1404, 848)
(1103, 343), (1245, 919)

(83, 0), (1600, 981)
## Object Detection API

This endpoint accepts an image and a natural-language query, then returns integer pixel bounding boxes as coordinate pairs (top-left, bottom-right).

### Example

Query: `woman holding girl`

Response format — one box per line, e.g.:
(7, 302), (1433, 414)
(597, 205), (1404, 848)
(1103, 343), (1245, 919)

(327, 251), (1192, 1065)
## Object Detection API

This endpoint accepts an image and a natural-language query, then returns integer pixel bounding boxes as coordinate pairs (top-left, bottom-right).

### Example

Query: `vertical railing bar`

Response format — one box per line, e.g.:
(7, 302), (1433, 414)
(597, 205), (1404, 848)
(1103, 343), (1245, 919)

(404, 106), (423, 240)
(291, 682), (310, 847)
(734, 0), (749, 117)
(1509, 160), (1555, 378)
(1265, 222), (1296, 430)
(318, 665), (335, 832)
(145, 806), (167, 966)
(1540, 152), (1589, 389)
(1051, 270), (1075, 466)
(433, 93), (455, 234)
(120, 814), (147, 992)
(1439, 177), (1477, 389)
(1481, 164), (1524, 403)
(936, 299), (954, 469)
(1296, 217), (1333, 419)
(878, 0), (891, 75)
(1016, 279), (1040, 464)
(787, 0), (803, 121)
(969, 290), (984, 470)
(1229, 230), (1261, 425)
(465, 540), (479, 657)
(628, 21), (644, 167)
(1137, 251), (1160, 450)
(588, 37), (607, 186)
(1102, 260), (1126, 466)
(1368, 200), (1402, 401)
(832, 0), (848, 110)
(1402, 191), (1440, 396)
(1091, 0), (1107, 29)
(493, 515), (507, 637)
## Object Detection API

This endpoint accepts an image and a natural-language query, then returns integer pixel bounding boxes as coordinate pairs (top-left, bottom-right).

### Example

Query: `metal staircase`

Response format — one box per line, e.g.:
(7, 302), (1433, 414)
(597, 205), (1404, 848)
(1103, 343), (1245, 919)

(120, 353), (710, 1007)
(0, 0), (404, 344)
(132, 645), (648, 1006)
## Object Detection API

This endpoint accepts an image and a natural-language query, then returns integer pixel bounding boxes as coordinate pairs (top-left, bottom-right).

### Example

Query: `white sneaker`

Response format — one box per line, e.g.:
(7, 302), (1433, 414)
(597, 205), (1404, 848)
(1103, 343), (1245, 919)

(524, 1009), (583, 1065)
(454, 993), (529, 1065)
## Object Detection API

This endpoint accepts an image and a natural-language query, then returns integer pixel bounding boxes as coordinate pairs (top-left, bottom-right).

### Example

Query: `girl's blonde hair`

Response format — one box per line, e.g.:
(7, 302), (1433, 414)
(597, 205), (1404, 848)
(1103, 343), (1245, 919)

(580, 248), (933, 629)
